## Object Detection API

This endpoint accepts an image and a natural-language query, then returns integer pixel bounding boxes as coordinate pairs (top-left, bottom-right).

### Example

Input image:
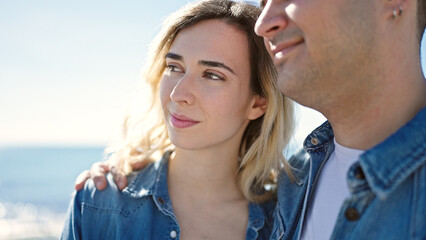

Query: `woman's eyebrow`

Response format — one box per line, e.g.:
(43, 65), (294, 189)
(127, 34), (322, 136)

(198, 60), (235, 75)
(165, 52), (183, 60)
(166, 52), (235, 75)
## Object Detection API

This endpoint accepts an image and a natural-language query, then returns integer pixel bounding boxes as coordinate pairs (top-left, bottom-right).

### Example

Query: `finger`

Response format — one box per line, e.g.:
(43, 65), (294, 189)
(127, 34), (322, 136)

(74, 170), (91, 191)
(110, 166), (128, 191)
(90, 162), (110, 190)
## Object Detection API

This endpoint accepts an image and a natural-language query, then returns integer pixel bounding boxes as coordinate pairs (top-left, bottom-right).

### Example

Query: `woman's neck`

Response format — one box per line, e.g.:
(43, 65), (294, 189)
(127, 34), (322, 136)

(167, 148), (249, 240)
(168, 147), (245, 203)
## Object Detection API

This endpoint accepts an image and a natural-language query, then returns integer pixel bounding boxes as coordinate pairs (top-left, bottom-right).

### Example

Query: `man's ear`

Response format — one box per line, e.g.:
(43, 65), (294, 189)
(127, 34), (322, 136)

(248, 95), (267, 120)
(382, 0), (408, 20)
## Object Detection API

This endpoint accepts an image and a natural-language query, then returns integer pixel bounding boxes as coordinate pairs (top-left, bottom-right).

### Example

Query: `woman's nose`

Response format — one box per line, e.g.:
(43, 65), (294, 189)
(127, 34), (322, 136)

(170, 74), (195, 105)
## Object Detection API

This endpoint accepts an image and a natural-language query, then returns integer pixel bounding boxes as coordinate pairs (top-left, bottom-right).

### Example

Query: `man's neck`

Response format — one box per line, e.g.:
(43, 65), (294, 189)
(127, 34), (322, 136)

(324, 66), (425, 150)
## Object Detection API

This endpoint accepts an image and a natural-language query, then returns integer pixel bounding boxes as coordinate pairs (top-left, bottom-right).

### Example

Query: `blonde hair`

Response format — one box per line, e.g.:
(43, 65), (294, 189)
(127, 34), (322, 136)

(110, 0), (295, 203)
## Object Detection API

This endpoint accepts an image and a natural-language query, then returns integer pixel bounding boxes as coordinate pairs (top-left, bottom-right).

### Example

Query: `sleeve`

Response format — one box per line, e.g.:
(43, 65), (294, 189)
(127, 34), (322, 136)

(60, 190), (83, 240)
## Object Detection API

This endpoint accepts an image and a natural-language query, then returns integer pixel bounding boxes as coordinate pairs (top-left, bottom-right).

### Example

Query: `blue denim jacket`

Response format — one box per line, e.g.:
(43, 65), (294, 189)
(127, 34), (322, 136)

(61, 151), (274, 240)
(271, 108), (426, 240)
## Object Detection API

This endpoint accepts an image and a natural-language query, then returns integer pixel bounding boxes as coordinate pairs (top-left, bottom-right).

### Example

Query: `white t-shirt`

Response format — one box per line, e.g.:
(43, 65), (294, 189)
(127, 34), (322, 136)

(301, 138), (364, 240)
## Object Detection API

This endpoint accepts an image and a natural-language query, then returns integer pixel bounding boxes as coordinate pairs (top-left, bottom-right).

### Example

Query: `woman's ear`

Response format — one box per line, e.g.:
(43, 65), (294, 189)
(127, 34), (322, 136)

(248, 95), (267, 120)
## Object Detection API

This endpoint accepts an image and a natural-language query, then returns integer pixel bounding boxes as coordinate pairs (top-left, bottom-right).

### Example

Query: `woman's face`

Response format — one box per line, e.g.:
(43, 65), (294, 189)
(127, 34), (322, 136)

(160, 19), (265, 151)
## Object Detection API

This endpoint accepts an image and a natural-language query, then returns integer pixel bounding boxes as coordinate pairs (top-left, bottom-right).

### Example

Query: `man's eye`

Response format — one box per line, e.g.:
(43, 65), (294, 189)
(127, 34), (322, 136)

(203, 71), (225, 81)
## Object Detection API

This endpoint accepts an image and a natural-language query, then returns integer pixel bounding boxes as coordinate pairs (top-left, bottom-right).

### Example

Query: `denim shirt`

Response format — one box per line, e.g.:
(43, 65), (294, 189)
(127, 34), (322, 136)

(271, 108), (426, 240)
(61, 151), (274, 240)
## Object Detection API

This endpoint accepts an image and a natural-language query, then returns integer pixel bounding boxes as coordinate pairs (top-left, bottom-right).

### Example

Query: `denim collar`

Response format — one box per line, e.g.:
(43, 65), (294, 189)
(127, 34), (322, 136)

(122, 151), (171, 199)
(122, 150), (269, 235)
(360, 107), (426, 199)
(304, 121), (334, 152)
(303, 108), (426, 200)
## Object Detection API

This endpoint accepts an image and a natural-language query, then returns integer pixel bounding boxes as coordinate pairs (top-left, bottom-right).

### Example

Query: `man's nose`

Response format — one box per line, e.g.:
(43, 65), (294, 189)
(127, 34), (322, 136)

(255, 0), (289, 40)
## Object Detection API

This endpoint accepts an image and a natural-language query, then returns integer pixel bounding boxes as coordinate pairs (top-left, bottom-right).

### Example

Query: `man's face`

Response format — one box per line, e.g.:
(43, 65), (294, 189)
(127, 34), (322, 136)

(255, 0), (377, 110)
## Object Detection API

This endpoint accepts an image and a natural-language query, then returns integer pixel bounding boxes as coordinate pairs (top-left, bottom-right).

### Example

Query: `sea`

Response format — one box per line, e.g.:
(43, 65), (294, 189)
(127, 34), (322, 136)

(0, 146), (105, 239)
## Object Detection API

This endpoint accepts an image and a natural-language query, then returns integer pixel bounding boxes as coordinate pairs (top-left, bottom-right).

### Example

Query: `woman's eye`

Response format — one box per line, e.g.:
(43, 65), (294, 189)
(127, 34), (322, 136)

(166, 64), (183, 73)
(203, 71), (225, 81)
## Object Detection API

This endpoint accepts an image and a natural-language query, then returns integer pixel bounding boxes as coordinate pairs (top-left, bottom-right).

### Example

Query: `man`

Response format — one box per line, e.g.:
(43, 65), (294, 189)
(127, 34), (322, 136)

(76, 0), (425, 239)
(254, 0), (425, 239)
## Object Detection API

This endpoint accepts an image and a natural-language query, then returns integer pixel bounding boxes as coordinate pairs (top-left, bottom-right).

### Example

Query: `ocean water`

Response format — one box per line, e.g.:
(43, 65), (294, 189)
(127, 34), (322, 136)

(0, 147), (105, 239)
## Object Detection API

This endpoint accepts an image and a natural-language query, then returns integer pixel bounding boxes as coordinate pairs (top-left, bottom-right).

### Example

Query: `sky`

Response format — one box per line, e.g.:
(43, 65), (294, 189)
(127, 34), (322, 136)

(0, 1), (425, 147)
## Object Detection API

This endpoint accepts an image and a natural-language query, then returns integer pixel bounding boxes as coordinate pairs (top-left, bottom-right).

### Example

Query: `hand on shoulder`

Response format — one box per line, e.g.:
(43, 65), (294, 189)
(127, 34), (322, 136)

(74, 156), (152, 191)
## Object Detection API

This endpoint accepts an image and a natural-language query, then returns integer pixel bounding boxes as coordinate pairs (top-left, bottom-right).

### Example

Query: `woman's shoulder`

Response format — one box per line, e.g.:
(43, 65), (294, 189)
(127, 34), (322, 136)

(252, 199), (276, 221)
(77, 172), (137, 209)
(78, 152), (170, 207)
(246, 199), (276, 240)
(64, 159), (168, 237)
(126, 150), (173, 190)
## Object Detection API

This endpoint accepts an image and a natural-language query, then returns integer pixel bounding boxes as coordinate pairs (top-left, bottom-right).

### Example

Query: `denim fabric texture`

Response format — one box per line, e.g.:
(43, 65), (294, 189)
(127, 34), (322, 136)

(61, 151), (274, 240)
(272, 108), (426, 240)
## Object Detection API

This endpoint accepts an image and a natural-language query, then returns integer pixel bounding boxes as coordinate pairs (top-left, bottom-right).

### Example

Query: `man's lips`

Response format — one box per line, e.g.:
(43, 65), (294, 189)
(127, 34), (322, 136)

(169, 113), (200, 128)
(270, 39), (304, 62)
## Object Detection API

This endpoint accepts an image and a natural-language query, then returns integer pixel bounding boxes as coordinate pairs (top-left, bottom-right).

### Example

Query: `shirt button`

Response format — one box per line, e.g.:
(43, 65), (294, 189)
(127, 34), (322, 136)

(345, 207), (360, 221)
(158, 197), (165, 204)
(310, 137), (319, 145)
(170, 230), (177, 238)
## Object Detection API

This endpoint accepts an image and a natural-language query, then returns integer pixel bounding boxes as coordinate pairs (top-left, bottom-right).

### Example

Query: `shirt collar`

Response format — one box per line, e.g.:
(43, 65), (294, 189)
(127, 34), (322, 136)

(304, 108), (426, 199)
(304, 121), (334, 151)
(123, 151), (172, 198)
(360, 107), (426, 199)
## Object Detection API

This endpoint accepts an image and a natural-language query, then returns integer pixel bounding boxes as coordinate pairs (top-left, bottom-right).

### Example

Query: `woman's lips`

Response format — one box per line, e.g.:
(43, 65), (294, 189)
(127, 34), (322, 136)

(170, 113), (200, 128)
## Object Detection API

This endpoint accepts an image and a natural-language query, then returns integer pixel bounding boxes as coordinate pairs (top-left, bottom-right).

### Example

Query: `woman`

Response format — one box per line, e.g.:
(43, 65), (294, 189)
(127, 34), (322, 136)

(61, 0), (294, 239)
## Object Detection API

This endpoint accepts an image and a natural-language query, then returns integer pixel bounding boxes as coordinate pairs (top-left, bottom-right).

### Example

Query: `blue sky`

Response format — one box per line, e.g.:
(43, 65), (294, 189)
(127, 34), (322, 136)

(0, 1), (425, 146)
